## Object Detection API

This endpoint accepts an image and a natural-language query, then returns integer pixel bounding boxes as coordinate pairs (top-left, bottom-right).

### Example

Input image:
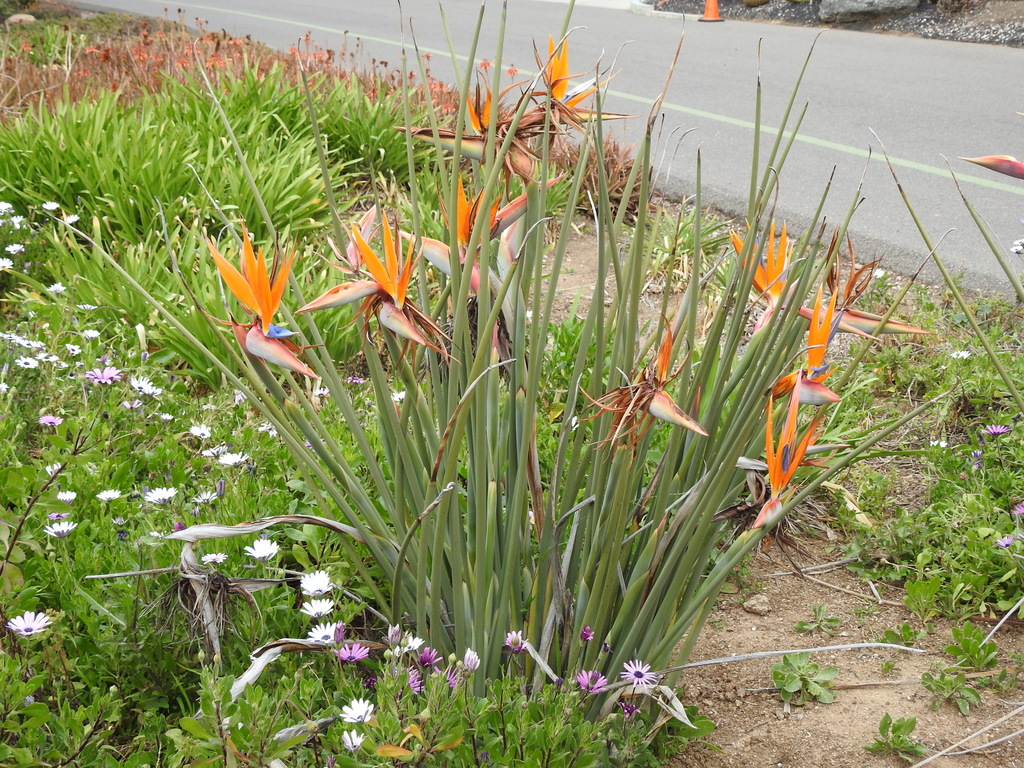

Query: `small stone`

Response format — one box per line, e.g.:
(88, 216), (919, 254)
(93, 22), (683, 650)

(5, 13), (36, 24)
(818, 0), (916, 23)
(742, 594), (771, 616)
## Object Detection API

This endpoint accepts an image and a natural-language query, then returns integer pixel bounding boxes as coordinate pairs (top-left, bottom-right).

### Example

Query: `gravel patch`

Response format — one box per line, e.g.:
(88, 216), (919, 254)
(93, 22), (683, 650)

(643, 0), (1024, 47)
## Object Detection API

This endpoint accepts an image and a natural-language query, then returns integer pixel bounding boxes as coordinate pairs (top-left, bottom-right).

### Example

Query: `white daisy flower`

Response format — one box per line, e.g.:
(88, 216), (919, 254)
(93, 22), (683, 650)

(6, 610), (53, 636)
(0, 202), (13, 215)
(307, 622), (336, 643)
(949, 350), (971, 359)
(44, 463), (61, 477)
(5, 243), (24, 255)
(42, 201), (60, 211)
(201, 553), (228, 564)
(157, 413), (174, 422)
(47, 283), (66, 294)
(130, 376), (162, 397)
(340, 699), (374, 723)
(75, 304), (98, 311)
(56, 491), (76, 505)
(143, 487), (178, 505)
(0, 257), (12, 270)
(299, 598), (335, 618)
(192, 490), (218, 504)
(243, 538), (279, 561)
(64, 214), (79, 224)
(218, 452), (249, 467)
(391, 390), (406, 403)
(81, 330), (101, 340)
(201, 445), (228, 458)
(341, 730), (365, 751)
(300, 570), (333, 596)
(65, 344), (81, 355)
(14, 357), (38, 369)
(189, 424), (212, 439)
(44, 521), (77, 537)
(96, 490), (122, 501)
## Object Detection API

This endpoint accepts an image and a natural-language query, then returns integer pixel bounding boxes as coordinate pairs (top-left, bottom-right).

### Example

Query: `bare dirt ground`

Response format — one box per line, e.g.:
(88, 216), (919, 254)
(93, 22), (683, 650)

(674, 538), (1024, 767)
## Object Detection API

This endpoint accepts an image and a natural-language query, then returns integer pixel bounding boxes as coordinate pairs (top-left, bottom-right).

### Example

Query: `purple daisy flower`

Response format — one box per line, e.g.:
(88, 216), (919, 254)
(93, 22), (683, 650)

(38, 415), (63, 426)
(504, 630), (526, 654)
(1011, 502), (1024, 516)
(84, 366), (122, 385)
(407, 666), (424, 693)
(575, 670), (608, 694)
(982, 424), (1011, 437)
(446, 667), (460, 689)
(619, 702), (640, 719)
(580, 625), (594, 642)
(335, 643), (371, 663)
(621, 659), (658, 689)
(418, 647), (443, 669)
(996, 535), (1016, 549)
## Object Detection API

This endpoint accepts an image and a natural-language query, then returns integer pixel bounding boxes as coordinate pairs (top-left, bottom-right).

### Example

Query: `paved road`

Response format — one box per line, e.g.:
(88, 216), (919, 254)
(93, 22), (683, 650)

(92, 0), (1024, 294)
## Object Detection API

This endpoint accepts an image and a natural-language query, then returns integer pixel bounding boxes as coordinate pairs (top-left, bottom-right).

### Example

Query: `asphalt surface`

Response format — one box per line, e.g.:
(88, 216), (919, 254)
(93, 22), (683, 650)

(87, 0), (1024, 295)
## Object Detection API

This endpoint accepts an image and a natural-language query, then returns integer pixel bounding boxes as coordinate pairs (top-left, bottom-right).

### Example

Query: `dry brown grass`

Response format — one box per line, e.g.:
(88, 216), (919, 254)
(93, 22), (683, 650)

(0, 10), (458, 116)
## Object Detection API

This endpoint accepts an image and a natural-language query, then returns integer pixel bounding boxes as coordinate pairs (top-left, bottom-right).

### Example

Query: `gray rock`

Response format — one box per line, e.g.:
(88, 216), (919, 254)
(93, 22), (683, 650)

(818, 0), (917, 23)
(742, 594), (771, 616)
(5, 13), (37, 25)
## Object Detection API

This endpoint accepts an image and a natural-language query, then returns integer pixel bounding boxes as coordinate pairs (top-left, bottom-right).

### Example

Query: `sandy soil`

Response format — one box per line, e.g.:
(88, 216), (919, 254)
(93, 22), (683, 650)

(674, 538), (1024, 767)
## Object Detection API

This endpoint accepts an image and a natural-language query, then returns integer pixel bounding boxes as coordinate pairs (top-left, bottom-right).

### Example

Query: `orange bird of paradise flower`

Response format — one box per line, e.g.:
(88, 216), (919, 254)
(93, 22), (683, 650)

(590, 325), (707, 448)
(752, 382), (825, 530)
(411, 176), (561, 292)
(960, 154), (1024, 180)
(208, 224), (317, 379)
(732, 224), (927, 338)
(731, 221), (791, 334)
(296, 214), (446, 355)
(772, 288), (842, 406)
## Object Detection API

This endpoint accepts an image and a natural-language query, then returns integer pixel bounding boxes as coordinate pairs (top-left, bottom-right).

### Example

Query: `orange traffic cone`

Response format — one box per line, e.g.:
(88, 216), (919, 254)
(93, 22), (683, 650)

(698, 0), (724, 22)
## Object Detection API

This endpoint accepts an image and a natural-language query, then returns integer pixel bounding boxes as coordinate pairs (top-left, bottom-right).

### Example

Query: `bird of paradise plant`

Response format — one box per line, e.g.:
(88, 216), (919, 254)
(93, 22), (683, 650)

(534, 35), (620, 130)
(590, 324), (707, 448)
(823, 233), (927, 337)
(207, 223), (318, 379)
(753, 381), (826, 530)
(731, 221), (791, 333)
(772, 288), (841, 405)
(961, 154), (1024, 180)
(413, 176), (560, 291)
(732, 224), (926, 338)
(296, 214), (446, 355)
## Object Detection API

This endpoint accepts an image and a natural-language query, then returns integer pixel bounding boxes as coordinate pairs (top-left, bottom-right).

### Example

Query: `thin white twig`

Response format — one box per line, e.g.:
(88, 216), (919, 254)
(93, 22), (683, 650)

(982, 592), (1024, 646)
(907, 703), (1024, 768)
